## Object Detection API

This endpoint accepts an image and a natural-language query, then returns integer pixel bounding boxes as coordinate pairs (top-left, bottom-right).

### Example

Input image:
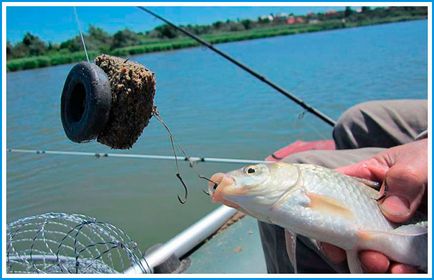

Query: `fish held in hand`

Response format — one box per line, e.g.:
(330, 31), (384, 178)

(208, 163), (427, 273)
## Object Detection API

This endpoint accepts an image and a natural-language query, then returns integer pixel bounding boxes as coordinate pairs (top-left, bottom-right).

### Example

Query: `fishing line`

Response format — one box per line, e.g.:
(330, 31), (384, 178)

(297, 112), (330, 140)
(73, 7), (90, 63)
(173, 142), (219, 197)
(152, 107), (220, 201)
(297, 110), (306, 120)
(137, 6), (337, 128)
(151, 107), (188, 204)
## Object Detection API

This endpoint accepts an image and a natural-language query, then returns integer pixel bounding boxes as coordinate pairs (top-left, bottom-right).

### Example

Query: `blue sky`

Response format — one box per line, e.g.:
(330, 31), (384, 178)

(7, 6), (347, 44)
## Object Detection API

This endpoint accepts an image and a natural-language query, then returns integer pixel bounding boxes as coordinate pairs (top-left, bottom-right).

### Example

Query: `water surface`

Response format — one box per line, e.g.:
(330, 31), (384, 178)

(7, 20), (428, 251)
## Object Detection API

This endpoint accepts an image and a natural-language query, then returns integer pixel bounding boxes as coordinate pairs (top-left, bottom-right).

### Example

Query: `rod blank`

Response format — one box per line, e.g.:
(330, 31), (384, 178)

(137, 7), (337, 127)
(7, 148), (268, 165)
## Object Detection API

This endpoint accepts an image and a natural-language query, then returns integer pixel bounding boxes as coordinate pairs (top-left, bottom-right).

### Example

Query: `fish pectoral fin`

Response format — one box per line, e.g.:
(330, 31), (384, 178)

(306, 192), (353, 220)
(346, 249), (363, 273)
(284, 229), (298, 273)
(351, 177), (384, 200)
(352, 177), (381, 190)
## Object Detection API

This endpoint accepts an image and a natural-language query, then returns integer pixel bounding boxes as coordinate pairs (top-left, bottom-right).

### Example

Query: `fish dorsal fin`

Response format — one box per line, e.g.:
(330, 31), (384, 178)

(284, 229), (298, 273)
(306, 192), (353, 220)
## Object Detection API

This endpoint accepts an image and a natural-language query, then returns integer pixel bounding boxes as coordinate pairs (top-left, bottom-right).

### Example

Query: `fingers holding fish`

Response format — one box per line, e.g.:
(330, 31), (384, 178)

(328, 140), (428, 273)
(389, 263), (419, 273)
(319, 244), (420, 273)
(319, 242), (391, 273)
(319, 242), (346, 265)
(379, 163), (427, 223)
(358, 250), (390, 273)
(336, 139), (427, 224)
(359, 250), (419, 273)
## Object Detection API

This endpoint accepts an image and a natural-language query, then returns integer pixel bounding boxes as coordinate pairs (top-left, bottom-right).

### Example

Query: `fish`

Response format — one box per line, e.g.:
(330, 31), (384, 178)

(208, 162), (427, 273)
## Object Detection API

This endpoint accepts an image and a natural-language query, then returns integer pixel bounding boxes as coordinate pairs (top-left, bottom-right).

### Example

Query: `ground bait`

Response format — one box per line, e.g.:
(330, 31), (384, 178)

(95, 54), (156, 149)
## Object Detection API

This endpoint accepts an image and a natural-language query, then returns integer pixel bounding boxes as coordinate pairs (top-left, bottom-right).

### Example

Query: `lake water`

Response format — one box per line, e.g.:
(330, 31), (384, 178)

(6, 20), (428, 252)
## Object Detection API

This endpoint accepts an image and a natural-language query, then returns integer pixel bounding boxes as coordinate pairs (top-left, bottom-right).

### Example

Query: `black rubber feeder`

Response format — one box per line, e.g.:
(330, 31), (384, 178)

(61, 54), (156, 149)
(61, 62), (112, 143)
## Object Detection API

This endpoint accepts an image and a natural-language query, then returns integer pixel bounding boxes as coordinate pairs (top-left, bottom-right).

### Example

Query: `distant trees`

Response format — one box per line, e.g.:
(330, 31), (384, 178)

(212, 21), (223, 29)
(153, 24), (178, 39)
(241, 19), (252, 30)
(86, 26), (112, 52)
(22, 33), (47, 56)
(361, 7), (371, 13)
(7, 41), (13, 59)
(6, 6), (428, 61)
(112, 29), (140, 49)
(60, 37), (82, 52)
(8, 26), (117, 59)
(8, 32), (48, 59)
(344, 7), (354, 17)
(257, 16), (271, 24)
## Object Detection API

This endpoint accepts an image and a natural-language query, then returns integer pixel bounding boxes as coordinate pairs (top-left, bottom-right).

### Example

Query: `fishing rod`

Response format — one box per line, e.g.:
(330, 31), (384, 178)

(137, 7), (337, 127)
(7, 148), (268, 165)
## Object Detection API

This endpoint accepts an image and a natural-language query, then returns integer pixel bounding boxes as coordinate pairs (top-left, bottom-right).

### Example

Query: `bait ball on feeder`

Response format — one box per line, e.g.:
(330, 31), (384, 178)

(61, 54), (156, 149)
(95, 55), (156, 149)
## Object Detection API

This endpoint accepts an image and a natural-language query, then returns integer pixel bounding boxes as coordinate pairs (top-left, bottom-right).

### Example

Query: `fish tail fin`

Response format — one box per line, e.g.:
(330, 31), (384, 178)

(358, 222), (427, 272)
(391, 221), (428, 271)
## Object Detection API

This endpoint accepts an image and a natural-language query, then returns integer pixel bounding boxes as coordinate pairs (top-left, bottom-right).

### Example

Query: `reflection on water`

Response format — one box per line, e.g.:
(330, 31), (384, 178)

(7, 20), (427, 251)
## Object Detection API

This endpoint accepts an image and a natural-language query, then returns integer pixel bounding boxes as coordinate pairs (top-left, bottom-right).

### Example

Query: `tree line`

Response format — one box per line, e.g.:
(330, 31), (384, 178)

(7, 6), (427, 60)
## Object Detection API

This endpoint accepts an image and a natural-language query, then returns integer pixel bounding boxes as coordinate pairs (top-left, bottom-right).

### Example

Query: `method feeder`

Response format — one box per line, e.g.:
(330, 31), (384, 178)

(60, 54), (192, 203)
(61, 54), (156, 149)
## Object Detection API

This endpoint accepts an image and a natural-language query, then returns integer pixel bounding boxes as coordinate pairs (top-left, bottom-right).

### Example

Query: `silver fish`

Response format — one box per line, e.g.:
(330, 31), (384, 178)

(209, 162), (427, 273)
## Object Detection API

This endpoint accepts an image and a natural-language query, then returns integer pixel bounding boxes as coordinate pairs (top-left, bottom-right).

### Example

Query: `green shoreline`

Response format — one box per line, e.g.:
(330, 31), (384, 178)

(7, 16), (426, 72)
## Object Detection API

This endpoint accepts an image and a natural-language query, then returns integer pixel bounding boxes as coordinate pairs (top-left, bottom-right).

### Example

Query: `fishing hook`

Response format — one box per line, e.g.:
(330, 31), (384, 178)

(176, 173), (188, 204)
(198, 175), (219, 196)
(153, 106), (222, 202)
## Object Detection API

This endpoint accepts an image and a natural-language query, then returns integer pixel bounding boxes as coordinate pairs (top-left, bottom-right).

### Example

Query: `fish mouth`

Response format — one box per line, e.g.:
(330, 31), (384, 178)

(208, 173), (240, 209)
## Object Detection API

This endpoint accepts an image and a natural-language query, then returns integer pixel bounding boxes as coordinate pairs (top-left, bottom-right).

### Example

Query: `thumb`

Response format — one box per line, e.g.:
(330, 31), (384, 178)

(379, 164), (426, 223)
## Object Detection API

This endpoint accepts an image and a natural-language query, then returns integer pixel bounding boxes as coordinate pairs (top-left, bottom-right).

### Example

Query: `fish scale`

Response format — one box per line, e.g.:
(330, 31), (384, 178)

(299, 164), (392, 231)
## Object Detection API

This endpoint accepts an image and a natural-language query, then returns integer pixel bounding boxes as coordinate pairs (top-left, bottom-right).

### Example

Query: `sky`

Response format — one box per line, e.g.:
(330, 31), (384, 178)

(6, 6), (347, 44)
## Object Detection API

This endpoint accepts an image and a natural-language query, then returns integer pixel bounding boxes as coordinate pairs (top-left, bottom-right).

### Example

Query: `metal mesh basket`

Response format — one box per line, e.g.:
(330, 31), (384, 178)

(6, 213), (148, 274)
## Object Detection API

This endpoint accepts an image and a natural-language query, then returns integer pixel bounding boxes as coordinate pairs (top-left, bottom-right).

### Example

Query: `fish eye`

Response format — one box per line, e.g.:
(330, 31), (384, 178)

(245, 166), (257, 174)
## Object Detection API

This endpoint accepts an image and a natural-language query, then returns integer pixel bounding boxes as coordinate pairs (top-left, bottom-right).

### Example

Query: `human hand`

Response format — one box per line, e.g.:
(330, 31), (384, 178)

(322, 139), (428, 273)
(337, 138), (427, 222)
(320, 242), (418, 273)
